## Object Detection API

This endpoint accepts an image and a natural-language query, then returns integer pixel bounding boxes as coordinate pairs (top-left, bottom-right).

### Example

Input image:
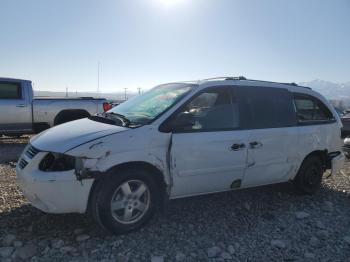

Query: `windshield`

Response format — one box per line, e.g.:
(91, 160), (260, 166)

(108, 83), (195, 125)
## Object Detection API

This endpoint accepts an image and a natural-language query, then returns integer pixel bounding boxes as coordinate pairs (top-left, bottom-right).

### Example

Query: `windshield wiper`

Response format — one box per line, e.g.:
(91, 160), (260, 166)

(89, 115), (117, 125)
(104, 112), (131, 127)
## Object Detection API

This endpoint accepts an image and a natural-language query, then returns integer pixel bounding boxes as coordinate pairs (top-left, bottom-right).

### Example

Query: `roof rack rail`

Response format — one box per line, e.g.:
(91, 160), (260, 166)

(202, 76), (247, 81)
(243, 79), (311, 89)
(200, 77), (310, 89)
(225, 76), (247, 80)
(277, 82), (299, 86)
(243, 78), (298, 86)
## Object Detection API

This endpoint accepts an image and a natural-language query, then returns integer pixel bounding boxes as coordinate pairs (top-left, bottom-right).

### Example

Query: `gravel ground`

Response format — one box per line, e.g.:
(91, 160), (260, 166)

(0, 137), (350, 261)
(0, 136), (29, 164)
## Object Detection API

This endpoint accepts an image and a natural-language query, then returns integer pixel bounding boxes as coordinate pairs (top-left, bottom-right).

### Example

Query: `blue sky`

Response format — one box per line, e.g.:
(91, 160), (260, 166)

(0, 0), (349, 92)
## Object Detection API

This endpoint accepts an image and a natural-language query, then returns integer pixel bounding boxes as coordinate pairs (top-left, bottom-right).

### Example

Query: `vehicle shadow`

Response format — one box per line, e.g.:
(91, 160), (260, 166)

(0, 180), (348, 244)
(158, 181), (350, 238)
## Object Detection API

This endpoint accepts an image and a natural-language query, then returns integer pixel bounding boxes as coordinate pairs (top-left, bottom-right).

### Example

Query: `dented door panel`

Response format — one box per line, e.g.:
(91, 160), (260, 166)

(169, 130), (250, 198)
(65, 126), (173, 186)
(241, 127), (299, 188)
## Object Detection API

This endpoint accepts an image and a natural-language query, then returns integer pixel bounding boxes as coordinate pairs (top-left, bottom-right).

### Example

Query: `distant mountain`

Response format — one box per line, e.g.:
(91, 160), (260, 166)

(299, 80), (350, 100)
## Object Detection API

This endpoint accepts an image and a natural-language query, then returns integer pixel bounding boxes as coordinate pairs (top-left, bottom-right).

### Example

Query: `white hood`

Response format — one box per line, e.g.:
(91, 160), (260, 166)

(31, 118), (128, 153)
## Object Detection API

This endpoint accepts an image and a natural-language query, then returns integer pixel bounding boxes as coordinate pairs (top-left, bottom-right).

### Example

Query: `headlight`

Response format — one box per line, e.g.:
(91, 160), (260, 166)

(39, 153), (76, 172)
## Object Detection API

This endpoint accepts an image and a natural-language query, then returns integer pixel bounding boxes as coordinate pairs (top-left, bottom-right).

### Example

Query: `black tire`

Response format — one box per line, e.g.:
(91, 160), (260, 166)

(293, 156), (323, 194)
(91, 168), (159, 234)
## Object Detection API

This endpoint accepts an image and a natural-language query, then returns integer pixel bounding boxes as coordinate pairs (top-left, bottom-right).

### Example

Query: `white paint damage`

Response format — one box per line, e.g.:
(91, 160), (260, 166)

(16, 152), (93, 213)
(30, 118), (129, 153)
(16, 79), (345, 214)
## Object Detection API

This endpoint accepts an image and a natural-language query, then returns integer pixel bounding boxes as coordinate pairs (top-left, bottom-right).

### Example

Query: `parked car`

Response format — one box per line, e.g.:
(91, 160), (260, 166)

(333, 107), (350, 136)
(16, 77), (345, 234)
(343, 136), (350, 159)
(0, 78), (112, 136)
(340, 114), (350, 137)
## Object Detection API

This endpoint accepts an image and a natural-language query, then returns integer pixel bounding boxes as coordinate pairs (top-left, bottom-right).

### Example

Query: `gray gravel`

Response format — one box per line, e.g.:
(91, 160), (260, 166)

(0, 137), (350, 261)
(0, 136), (28, 164)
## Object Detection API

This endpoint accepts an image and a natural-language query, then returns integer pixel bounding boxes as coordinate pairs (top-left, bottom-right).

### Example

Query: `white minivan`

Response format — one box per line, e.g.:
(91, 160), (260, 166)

(16, 77), (345, 234)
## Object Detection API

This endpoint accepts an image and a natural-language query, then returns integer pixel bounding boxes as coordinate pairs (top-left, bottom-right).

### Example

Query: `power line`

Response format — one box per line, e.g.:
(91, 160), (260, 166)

(124, 88), (128, 100)
(97, 62), (100, 98)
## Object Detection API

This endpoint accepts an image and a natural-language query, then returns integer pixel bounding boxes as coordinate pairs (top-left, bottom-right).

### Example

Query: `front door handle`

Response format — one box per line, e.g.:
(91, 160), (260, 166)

(249, 141), (263, 149)
(231, 143), (245, 151)
(16, 104), (27, 108)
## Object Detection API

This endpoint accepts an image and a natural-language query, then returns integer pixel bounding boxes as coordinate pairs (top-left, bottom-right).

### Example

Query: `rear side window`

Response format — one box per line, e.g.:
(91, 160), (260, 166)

(238, 86), (296, 129)
(0, 82), (21, 99)
(294, 94), (334, 122)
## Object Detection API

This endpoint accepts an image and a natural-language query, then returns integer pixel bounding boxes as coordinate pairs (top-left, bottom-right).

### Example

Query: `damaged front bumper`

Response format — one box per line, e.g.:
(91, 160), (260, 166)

(16, 150), (94, 214)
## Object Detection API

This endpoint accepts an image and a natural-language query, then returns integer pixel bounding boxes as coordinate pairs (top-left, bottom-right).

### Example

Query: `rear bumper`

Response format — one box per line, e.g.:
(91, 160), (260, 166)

(342, 143), (350, 155)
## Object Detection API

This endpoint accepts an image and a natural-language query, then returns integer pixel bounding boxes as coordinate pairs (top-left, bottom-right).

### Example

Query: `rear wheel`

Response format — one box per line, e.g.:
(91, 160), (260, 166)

(293, 156), (323, 194)
(92, 168), (159, 234)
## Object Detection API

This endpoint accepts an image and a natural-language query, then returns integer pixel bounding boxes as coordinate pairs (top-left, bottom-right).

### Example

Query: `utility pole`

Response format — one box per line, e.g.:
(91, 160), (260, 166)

(137, 87), (141, 95)
(66, 87), (68, 97)
(124, 88), (128, 101)
(97, 62), (100, 98)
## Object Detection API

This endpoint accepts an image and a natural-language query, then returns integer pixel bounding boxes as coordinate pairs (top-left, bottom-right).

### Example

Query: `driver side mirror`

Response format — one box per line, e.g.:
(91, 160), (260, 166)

(160, 112), (195, 133)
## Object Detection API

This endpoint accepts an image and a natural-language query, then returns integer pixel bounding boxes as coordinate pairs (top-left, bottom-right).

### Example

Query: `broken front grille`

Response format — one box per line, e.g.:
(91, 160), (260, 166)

(25, 146), (40, 159)
(18, 158), (29, 169)
(18, 145), (41, 170)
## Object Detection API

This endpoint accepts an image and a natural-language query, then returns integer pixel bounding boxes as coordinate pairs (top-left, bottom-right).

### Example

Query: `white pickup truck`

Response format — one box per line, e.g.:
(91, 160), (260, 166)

(0, 78), (111, 136)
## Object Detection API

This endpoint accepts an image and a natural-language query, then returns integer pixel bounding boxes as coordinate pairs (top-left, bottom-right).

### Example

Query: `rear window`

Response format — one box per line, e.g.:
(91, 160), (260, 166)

(238, 86), (296, 129)
(0, 82), (21, 99)
(294, 94), (334, 122)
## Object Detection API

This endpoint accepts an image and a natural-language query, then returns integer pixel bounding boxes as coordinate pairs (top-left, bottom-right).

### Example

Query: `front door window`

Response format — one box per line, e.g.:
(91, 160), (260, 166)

(170, 87), (239, 132)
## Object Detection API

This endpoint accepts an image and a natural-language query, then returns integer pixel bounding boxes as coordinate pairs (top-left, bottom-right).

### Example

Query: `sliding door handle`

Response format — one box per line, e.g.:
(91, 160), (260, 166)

(249, 141), (263, 149)
(16, 104), (27, 108)
(231, 143), (245, 151)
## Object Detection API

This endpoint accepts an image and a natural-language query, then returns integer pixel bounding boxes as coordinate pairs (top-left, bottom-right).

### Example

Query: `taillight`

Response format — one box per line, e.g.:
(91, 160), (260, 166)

(103, 102), (113, 112)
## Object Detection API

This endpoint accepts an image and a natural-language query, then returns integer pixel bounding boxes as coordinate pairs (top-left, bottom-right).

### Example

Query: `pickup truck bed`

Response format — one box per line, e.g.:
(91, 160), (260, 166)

(0, 78), (109, 135)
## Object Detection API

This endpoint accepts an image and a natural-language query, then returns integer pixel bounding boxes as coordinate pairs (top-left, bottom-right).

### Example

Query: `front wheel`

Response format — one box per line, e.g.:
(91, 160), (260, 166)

(92, 168), (159, 234)
(293, 156), (323, 194)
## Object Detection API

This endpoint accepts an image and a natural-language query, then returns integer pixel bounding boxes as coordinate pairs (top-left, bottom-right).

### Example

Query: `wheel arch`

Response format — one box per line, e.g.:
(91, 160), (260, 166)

(299, 149), (328, 173)
(54, 109), (90, 126)
(86, 161), (169, 215)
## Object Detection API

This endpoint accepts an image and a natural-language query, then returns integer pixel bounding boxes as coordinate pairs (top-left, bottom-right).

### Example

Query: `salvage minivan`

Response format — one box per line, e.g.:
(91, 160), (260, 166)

(16, 77), (345, 234)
